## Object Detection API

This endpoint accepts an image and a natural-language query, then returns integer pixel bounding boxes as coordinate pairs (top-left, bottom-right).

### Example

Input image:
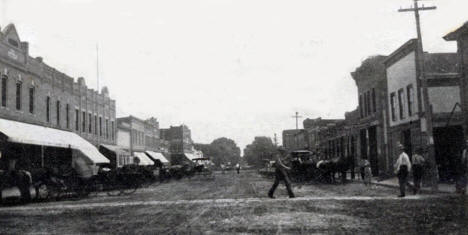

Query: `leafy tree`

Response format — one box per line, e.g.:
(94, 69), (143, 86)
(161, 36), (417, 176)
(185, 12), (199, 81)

(243, 136), (277, 168)
(195, 138), (241, 167)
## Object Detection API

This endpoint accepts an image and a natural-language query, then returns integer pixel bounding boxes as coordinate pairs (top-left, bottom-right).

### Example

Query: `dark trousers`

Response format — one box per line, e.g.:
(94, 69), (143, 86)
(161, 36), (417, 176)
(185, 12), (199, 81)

(413, 165), (423, 193)
(268, 169), (295, 198)
(398, 166), (409, 196)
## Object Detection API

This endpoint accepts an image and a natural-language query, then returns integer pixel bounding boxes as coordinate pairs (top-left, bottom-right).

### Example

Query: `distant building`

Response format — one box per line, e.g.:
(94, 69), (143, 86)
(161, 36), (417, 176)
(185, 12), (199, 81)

(303, 117), (343, 153)
(117, 115), (161, 154)
(0, 24), (116, 147)
(282, 129), (302, 151)
(160, 125), (193, 154)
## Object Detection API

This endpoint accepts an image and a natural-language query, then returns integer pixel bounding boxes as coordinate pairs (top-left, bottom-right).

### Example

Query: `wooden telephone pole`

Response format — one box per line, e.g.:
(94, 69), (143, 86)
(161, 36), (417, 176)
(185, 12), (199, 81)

(292, 112), (302, 130)
(398, 0), (438, 192)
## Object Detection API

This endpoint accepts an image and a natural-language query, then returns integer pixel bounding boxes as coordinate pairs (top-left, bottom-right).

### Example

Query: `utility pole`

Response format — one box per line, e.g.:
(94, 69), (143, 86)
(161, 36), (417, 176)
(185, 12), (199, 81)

(292, 112), (302, 130)
(274, 133), (278, 147)
(398, 0), (438, 192)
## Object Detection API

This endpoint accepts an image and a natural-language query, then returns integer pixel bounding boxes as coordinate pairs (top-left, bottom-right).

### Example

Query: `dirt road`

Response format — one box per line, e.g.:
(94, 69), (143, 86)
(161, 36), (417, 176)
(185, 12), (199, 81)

(0, 170), (466, 234)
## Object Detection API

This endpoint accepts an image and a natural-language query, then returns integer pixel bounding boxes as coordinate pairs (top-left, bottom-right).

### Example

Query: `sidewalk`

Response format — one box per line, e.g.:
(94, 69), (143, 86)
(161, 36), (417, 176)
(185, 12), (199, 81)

(353, 176), (454, 194)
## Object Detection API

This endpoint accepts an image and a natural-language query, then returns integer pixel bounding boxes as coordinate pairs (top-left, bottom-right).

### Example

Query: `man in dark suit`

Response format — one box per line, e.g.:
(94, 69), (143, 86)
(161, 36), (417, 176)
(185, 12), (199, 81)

(268, 146), (295, 199)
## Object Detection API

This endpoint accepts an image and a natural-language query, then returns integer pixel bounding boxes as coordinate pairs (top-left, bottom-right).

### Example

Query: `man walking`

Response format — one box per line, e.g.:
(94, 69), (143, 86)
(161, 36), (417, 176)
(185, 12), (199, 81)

(412, 148), (425, 195)
(268, 146), (295, 199)
(394, 144), (411, 197)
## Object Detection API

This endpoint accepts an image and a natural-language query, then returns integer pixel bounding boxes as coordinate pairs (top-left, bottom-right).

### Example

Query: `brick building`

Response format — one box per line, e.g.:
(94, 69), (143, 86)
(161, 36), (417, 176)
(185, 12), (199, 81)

(0, 24), (116, 147)
(302, 117), (343, 153)
(282, 129), (302, 151)
(351, 55), (389, 176)
(160, 125), (193, 154)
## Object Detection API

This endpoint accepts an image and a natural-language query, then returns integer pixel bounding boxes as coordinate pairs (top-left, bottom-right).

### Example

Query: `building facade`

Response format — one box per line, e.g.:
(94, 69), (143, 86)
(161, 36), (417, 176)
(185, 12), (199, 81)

(160, 125), (193, 154)
(0, 24), (116, 147)
(117, 115), (161, 155)
(384, 39), (463, 181)
(351, 55), (389, 176)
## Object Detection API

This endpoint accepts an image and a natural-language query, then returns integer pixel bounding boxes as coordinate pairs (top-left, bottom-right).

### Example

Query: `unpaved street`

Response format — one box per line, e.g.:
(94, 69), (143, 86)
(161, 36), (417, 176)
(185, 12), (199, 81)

(0, 170), (467, 234)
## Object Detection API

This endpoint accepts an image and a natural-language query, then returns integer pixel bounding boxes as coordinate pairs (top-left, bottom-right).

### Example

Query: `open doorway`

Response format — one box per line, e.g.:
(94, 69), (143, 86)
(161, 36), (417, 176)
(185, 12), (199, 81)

(433, 126), (464, 182)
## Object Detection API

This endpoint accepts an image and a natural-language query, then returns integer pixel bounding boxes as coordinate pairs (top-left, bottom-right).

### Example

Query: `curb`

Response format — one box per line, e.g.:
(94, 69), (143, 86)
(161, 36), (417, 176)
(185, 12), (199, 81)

(352, 179), (452, 194)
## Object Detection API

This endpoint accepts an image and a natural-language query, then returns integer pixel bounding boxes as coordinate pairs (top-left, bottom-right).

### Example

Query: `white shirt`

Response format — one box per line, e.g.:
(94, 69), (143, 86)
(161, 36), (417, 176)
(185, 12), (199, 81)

(394, 152), (412, 173)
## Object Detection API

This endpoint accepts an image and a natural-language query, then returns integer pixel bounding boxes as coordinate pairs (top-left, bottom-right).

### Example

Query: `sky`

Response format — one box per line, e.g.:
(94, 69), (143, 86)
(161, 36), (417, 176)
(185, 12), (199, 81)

(1, 0), (467, 151)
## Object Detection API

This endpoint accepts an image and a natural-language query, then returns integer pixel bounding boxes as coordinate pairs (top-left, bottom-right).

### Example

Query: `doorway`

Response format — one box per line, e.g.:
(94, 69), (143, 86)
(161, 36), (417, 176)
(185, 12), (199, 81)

(433, 126), (464, 182)
(368, 126), (379, 176)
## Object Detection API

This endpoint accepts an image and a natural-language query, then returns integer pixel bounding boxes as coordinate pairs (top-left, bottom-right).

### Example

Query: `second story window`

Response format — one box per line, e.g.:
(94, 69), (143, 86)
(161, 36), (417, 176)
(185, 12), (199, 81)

(95, 115), (98, 135)
(56, 100), (60, 126)
(398, 89), (405, 120)
(111, 121), (114, 141)
(15, 82), (22, 110)
(29, 87), (34, 113)
(371, 88), (376, 113)
(46, 96), (50, 123)
(75, 109), (79, 131)
(366, 91), (371, 115)
(99, 117), (102, 136)
(82, 111), (86, 132)
(106, 119), (109, 139)
(407, 85), (414, 117)
(1, 75), (7, 107)
(89, 113), (92, 133)
(359, 94), (363, 118)
(390, 92), (396, 121)
(66, 104), (70, 129)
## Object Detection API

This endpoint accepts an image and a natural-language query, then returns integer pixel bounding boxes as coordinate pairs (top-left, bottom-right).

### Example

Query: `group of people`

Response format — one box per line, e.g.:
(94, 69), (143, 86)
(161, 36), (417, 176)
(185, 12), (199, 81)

(393, 144), (426, 197)
(267, 141), (468, 199)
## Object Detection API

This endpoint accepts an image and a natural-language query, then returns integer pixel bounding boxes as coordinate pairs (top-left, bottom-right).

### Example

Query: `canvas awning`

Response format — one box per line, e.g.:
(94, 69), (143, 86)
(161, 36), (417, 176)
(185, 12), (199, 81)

(134, 152), (154, 166)
(0, 118), (109, 164)
(183, 153), (198, 161)
(145, 151), (169, 163)
(100, 144), (129, 155)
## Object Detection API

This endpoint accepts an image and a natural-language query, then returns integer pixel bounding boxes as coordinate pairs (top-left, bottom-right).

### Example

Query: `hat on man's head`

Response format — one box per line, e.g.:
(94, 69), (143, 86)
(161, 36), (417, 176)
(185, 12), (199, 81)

(397, 143), (405, 150)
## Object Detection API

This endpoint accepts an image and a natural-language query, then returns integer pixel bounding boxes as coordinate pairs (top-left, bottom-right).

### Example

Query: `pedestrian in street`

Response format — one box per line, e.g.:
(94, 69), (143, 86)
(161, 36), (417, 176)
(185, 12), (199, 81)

(268, 146), (295, 199)
(394, 144), (411, 197)
(456, 140), (468, 195)
(359, 158), (366, 181)
(363, 159), (372, 186)
(412, 148), (426, 195)
(236, 163), (240, 174)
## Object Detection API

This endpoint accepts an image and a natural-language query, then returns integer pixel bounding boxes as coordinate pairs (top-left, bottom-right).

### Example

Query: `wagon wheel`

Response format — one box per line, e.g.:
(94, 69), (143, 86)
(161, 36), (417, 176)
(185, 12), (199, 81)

(37, 183), (61, 201)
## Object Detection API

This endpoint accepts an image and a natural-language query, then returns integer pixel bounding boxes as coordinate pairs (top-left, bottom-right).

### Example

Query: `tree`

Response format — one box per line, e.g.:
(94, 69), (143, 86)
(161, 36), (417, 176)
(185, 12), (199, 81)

(195, 138), (241, 167)
(243, 136), (277, 168)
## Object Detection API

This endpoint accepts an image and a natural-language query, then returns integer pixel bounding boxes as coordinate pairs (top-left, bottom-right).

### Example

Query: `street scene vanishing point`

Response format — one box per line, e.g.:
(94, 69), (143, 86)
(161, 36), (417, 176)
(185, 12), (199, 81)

(0, 0), (467, 234)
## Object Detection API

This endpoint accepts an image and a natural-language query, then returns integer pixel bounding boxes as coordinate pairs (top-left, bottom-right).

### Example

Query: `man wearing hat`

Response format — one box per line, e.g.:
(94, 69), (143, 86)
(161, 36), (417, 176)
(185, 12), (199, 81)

(394, 143), (411, 197)
(412, 148), (426, 194)
(268, 146), (295, 198)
